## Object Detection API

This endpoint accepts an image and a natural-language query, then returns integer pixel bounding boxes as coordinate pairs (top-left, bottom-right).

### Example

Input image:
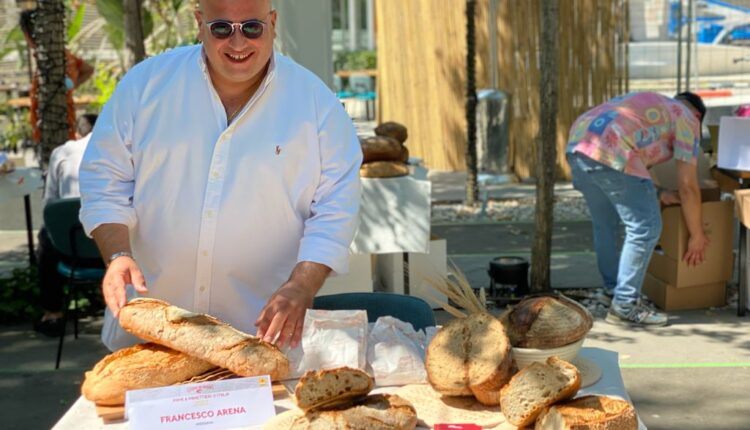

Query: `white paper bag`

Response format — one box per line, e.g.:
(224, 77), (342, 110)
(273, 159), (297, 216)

(367, 316), (430, 386)
(284, 309), (368, 379)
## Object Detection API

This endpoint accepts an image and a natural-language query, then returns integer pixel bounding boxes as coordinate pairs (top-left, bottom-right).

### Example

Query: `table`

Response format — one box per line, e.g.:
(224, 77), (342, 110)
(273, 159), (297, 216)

(52, 347), (646, 430)
(717, 168), (750, 316)
(0, 167), (44, 265)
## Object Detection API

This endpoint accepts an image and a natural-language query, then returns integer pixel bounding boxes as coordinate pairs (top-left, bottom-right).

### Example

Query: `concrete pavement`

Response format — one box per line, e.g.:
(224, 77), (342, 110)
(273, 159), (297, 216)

(1, 172), (749, 429)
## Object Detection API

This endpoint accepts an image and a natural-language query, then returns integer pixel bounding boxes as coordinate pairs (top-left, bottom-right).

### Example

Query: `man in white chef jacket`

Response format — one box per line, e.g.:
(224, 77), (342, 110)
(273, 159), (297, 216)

(79, 0), (362, 351)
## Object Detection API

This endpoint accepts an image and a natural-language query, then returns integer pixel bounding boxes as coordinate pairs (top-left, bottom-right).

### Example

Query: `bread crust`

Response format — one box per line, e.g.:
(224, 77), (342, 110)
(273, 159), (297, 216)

(500, 356), (582, 428)
(374, 122), (408, 143)
(535, 395), (638, 430)
(81, 343), (215, 406)
(118, 298), (289, 380)
(360, 161), (410, 178)
(361, 136), (406, 163)
(501, 295), (593, 348)
(294, 367), (374, 411)
(285, 394), (417, 430)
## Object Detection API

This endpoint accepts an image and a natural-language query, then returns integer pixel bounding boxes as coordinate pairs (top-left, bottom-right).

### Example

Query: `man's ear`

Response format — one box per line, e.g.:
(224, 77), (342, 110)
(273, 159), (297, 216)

(194, 10), (204, 42)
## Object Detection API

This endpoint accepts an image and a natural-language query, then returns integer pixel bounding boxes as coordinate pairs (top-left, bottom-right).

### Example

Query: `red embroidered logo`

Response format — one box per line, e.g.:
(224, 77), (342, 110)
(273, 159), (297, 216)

(275, 145), (282, 155)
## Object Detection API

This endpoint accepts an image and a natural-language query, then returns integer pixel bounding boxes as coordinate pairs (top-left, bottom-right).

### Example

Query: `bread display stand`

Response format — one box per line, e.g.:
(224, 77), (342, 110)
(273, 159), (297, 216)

(52, 347), (647, 430)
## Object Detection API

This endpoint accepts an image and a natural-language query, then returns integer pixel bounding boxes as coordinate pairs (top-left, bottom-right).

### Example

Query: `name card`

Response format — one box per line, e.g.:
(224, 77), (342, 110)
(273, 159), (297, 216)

(125, 375), (275, 429)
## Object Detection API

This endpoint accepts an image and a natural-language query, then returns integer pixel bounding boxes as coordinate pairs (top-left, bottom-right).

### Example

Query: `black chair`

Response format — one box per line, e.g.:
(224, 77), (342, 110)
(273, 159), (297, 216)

(43, 197), (105, 369)
(313, 292), (436, 331)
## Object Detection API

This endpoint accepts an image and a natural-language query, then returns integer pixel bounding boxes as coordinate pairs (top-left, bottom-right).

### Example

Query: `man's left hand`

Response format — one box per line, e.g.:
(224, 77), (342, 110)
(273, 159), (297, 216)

(254, 280), (315, 349)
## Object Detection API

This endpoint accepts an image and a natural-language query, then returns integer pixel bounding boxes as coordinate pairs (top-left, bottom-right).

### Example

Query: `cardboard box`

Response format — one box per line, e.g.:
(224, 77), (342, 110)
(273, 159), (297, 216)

(648, 200), (733, 288)
(319, 253), (373, 296)
(374, 238), (448, 309)
(642, 274), (726, 311)
(734, 189), (750, 228)
(711, 166), (741, 193)
(654, 200), (733, 261)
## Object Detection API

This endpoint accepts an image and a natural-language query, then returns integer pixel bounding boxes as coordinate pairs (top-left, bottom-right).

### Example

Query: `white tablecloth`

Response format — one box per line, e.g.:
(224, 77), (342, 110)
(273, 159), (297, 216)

(351, 175), (431, 255)
(52, 347), (646, 430)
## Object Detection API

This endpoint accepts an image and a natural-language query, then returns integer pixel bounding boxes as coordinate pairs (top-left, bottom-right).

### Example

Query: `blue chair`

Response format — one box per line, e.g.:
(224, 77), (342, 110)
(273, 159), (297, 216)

(43, 197), (105, 369)
(313, 292), (436, 331)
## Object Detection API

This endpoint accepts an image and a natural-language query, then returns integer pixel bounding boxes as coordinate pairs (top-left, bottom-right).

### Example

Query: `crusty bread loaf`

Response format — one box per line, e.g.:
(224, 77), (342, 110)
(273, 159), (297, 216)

(425, 313), (514, 405)
(501, 294), (593, 349)
(81, 343), (215, 406)
(374, 121), (408, 143)
(295, 367), (374, 411)
(500, 356), (581, 428)
(361, 136), (406, 163)
(535, 395), (638, 430)
(265, 394), (417, 430)
(360, 161), (410, 178)
(118, 298), (289, 380)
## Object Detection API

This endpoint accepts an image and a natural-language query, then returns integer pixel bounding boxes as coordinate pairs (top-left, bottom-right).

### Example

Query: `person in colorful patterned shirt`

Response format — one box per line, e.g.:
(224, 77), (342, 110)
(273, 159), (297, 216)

(566, 91), (709, 327)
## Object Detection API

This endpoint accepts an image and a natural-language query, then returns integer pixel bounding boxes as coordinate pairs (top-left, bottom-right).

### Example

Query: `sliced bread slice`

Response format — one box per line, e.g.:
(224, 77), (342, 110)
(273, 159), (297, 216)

(535, 395), (638, 430)
(294, 367), (374, 411)
(500, 356), (581, 427)
(426, 313), (513, 404)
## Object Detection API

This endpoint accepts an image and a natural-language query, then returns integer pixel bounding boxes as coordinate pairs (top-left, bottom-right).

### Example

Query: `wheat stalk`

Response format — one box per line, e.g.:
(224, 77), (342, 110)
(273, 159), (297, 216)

(425, 259), (488, 316)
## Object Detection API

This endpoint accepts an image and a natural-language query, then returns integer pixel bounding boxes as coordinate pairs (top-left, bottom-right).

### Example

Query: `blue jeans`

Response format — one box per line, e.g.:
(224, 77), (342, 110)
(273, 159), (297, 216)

(567, 152), (662, 305)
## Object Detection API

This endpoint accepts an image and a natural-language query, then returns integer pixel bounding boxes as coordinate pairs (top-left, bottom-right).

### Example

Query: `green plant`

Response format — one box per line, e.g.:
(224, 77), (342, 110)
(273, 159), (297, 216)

(0, 266), (40, 324)
(334, 50), (377, 72)
(90, 65), (121, 110)
(0, 105), (32, 153)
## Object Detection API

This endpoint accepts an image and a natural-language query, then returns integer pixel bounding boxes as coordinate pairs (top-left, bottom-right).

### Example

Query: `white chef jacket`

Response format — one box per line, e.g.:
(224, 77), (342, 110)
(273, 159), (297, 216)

(44, 133), (90, 203)
(79, 45), (362, 350)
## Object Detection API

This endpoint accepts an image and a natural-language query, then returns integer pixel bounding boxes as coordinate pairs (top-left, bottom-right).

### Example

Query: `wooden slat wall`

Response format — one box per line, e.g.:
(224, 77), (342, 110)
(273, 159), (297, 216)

(376, 0), (628, 176)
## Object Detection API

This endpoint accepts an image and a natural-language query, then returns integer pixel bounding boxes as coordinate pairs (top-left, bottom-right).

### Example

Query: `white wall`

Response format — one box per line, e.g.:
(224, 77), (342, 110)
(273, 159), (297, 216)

(630, 0), (670, 41)
(273, 0), (334, 89)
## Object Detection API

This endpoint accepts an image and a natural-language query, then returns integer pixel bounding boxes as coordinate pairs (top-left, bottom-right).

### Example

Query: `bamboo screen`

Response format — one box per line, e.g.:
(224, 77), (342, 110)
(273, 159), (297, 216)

(376, 0), (629, 177)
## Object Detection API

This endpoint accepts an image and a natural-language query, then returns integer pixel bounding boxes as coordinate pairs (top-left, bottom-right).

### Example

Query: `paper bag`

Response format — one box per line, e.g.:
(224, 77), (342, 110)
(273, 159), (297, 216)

(367, 316), (430, 386)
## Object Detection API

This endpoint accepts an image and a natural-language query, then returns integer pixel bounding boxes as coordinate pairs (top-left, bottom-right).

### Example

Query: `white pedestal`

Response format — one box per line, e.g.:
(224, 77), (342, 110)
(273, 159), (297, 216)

(319, 253), (374, 296)
(374, 239), (448, 309)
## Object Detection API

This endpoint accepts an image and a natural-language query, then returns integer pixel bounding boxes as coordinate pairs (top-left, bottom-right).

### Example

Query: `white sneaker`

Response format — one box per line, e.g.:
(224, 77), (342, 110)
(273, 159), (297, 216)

(606, 301), (668, 327)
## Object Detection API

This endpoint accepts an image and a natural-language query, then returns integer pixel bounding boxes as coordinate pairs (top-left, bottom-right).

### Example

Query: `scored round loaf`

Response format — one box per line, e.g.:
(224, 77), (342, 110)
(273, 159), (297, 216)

(500, 294), (593, 349)
(81, 343), (216, 406)
(535, 395), (638, 430)
(118, 298), (289, 380)
(425, 312), (514, 405)
(374, 121), (408, 143)
(361, 135), (407, 163)
(265, 394), (418, 430)
(360, 161), (410, 178)
(294, 367), (374, 411)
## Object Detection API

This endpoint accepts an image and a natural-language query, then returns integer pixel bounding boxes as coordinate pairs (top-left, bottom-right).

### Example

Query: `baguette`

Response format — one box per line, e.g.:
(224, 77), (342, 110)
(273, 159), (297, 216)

(118, 298), (289, 380)
(500, 356), (581, 428)
(295, 367), (374, 411)
(265, 394), (417, 430)
(535, 395), (638, 430)
(425, 312), (514, 405)
(81, 343), (215, 406)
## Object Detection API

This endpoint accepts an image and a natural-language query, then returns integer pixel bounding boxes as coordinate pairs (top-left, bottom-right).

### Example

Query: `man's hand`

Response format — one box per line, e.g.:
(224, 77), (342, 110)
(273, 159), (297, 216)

(659, 190), (681, 206)
(102, 256), (147, 317)
(254, 280), (315, 349)
(683, 232), (710, 267)
(255, 261), (331, 349)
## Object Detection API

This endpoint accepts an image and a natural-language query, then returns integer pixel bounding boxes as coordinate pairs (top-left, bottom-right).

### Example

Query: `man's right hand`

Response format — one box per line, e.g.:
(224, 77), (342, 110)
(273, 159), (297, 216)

(683, 232), (710, 267)
(103, 256), (147, 317)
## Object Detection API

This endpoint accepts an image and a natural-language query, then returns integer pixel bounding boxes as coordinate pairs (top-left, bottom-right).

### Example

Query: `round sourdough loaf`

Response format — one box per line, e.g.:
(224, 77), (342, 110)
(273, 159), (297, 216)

(535, 395), (638, 430)
(500, 294), (593, 349)
(425, 312), (513, 405)
(360, 161), (410, 178)
(361, 135), (406, 163)
(374, 121), (408, 143)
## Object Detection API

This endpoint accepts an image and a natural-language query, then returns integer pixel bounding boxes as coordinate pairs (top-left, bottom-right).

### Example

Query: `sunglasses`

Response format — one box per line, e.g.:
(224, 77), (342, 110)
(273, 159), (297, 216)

(205, 12), (273, 40)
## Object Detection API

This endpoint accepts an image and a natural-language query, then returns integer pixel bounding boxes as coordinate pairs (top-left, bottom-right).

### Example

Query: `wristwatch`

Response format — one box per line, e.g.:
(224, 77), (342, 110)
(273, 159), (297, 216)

(108, 251), (134, 265)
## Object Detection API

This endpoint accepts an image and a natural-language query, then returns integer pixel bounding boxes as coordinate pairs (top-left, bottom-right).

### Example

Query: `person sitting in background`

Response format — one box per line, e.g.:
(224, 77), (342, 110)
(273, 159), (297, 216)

(566, 91), (709, 327)
(20, 9), (94, 143)
(34, 114), (100, 337)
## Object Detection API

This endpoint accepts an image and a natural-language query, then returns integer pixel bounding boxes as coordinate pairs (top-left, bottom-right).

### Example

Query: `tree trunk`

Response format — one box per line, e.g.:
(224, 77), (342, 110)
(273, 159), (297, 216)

(465, 0), (479, 206)
(34, 0), (68, 169)
(530, 0), (559, 292)
(123, 0), (146, 69)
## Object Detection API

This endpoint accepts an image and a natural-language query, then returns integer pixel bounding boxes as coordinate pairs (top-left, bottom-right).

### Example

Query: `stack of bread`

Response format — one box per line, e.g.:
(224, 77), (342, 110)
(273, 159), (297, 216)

(360, 121), (410, 178)
(424, 274), (636, 429)
(81, 298), (289, 408)
(265, 367), (418, 430)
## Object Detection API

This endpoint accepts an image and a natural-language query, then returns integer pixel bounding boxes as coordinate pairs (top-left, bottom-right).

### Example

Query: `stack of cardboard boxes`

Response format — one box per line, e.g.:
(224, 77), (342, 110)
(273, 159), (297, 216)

(643, 192), (733, 311)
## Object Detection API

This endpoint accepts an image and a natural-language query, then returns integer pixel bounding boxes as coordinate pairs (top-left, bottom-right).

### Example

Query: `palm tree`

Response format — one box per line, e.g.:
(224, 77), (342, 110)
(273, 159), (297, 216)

(33, 0), (68, 169)
(530, 0), (559, 292)
(124, 0), (146, 68)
